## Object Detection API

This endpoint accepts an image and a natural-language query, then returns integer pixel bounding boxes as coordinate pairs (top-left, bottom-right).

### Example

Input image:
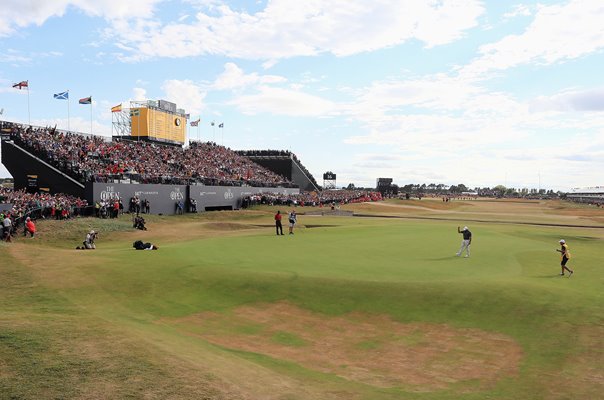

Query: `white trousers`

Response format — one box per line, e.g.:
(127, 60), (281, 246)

(457, 240), (470, 256)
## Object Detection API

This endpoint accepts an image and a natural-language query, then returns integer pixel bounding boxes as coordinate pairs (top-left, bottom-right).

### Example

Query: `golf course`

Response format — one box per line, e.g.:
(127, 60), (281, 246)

(1, 198), (602, 399)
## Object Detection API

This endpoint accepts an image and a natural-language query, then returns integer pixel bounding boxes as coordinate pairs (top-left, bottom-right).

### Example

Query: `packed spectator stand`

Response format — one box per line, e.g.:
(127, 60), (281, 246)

(4, 122), (294, 188)
(236, 149), (320, 190)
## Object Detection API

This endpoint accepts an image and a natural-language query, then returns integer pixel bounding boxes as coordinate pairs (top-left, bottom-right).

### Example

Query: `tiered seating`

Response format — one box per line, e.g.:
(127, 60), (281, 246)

(5, 123), (293, 187)
(237, 149), (320, 189)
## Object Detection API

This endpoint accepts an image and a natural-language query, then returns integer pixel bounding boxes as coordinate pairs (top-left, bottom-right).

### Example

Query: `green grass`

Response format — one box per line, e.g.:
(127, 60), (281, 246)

(1, 206), (603, 399)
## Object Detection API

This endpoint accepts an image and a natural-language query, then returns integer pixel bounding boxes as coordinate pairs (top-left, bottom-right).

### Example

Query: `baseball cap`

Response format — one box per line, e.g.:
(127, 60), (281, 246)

(559, 239), (565, 244)
(463, 226), (468, 231)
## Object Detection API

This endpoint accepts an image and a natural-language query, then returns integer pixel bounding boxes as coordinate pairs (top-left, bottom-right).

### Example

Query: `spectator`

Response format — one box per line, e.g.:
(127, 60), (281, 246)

(2, 213), (12, 242)
(24, 217), (36, 238)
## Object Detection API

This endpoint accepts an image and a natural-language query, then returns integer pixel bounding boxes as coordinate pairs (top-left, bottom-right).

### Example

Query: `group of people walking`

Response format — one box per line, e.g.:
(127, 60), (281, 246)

(274, 210), (297, 235)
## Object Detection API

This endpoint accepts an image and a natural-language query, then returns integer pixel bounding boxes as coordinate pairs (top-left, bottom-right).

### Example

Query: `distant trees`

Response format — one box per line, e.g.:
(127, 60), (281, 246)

(393, 182), (558, 199)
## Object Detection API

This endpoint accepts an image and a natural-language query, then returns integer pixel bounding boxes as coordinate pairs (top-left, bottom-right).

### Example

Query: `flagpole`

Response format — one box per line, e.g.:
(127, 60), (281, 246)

(90, 100), (93, 135)
(27, 81), (31, 125)
(198, 116), (200, 142)
(67, 90), (70, 131)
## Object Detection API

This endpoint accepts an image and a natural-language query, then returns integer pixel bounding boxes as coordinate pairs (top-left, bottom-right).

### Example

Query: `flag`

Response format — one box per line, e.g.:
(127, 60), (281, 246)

(79, 96), (92, 104)
(218, 123), (224, 128)
(130, 109), (140, 117)
(0, 108), (3, 115)
(53, 91), (68, 100)
(211, 121), (215, 126)
(190, 119), (200, 127)
(12, 80), (28, 90)
(111, 103), (122, 113)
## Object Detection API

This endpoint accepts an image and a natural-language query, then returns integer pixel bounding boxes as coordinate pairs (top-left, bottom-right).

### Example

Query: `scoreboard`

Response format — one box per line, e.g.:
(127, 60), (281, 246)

(130, 101), (187, 145)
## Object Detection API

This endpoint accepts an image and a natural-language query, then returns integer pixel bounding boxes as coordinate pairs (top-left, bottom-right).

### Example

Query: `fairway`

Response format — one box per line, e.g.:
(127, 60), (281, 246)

(1, 200), (603, 399)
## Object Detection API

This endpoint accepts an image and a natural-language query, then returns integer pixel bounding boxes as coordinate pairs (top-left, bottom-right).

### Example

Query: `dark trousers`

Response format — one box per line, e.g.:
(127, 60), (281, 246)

(276, 221), (283, 235)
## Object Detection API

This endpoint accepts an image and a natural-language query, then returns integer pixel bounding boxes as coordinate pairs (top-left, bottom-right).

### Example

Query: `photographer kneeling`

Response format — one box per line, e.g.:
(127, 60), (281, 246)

(133, 240), (158, 250)
(76, 230), (97, 250)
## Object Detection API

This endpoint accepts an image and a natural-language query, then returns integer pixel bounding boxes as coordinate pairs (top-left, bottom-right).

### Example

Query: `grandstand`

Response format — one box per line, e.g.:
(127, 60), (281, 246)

(566, 186), (604, 203)
(1, 121), (299, 213)
(235, 150), (320, 192)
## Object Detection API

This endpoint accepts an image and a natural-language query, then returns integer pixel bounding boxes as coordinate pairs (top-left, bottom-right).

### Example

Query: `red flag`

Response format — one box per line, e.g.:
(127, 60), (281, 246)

(12, 80), (28, 89)
(79, 96), (92, 104)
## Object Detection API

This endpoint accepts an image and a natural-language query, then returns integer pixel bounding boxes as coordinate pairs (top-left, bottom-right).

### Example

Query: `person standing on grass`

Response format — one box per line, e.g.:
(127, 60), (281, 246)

(557, 239), (574, 277)
(2, 213), (12, 242)
(288, 210), (297, 235)
(456, 226), (472, 257)
(274, 210), (284, 235)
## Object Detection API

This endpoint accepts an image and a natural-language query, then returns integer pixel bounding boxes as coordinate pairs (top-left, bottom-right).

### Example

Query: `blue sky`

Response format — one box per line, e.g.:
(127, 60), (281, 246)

(1, 0), (603, 191)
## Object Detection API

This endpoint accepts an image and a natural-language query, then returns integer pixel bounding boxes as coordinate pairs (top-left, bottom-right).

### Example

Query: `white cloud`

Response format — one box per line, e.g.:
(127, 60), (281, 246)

(230, 86), (336, 116)
(503, 4), (533, 19)
(0, 0), (160, 37)
(213, 62), (286, 90)
(463, 0), (604, 78)
(132, 87), (147, 101)
(32, 116), (112, 137)
(530, 87), (604, 112)
(161, 79), (206, 115)
(107, 0), (484, 61)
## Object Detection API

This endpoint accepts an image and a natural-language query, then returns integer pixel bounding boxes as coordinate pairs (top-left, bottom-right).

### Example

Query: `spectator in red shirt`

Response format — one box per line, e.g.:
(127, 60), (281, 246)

(24, 217), (36, 238)
(113, 200), (120, 219)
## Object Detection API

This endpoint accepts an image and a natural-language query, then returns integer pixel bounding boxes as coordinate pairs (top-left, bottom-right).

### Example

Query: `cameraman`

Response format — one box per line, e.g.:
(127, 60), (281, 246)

(84, 230), (97, 249)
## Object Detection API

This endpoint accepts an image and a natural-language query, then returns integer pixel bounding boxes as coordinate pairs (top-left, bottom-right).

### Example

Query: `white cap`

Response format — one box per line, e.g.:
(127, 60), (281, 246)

(90, 230), (95, 234)
(463, 226), (468, 231)
(559, 239), (565, 244)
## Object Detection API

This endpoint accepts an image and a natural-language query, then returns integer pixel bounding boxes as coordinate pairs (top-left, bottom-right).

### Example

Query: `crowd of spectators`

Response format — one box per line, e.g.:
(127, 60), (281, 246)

(0, 187), (89, 241)
(242, 189), (382, 208)
(4, 123), (294, 188)
(0, 187), (88, 220)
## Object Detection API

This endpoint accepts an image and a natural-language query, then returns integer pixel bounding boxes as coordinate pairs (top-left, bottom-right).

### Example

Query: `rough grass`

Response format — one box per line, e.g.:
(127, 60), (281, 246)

(1, 200), (603, 399)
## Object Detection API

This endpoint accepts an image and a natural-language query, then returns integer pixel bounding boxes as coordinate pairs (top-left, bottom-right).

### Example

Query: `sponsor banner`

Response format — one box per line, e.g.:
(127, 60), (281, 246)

(90, 183), (187, 215)
(0, 203), (13, 212)
(89, 183), (298, 214)
(189, 185), (298, 211)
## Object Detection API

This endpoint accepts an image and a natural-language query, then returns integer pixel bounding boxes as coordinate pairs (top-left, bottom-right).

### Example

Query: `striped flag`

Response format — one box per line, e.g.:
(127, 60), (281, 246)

(111, 104), (122, 112)
(12, 80), (28, 89)
(190, 119), (200, 127)
(53, 91), (69, 100)
(218, 123), (224, 128)
(79, 96), (92, 104)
